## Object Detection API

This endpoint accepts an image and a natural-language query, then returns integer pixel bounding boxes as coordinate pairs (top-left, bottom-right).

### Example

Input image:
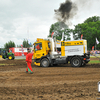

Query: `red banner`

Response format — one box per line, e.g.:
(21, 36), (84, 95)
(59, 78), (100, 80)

(92, 46), (94, 51)
(81, 34), (83, 39)
(51, 32), (54, 38)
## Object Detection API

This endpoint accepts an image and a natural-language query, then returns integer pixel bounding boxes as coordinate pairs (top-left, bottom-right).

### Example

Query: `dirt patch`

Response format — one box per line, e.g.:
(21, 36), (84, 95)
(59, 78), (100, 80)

(0, 60), (100, 100)
(90, 57), (100, 61)
(0, 57), (5, 60)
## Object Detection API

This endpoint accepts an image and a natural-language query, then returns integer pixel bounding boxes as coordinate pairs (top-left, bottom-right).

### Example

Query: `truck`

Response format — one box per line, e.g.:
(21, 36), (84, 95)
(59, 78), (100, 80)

(33, 38), (90, 67)
(0, 48), (15, 60)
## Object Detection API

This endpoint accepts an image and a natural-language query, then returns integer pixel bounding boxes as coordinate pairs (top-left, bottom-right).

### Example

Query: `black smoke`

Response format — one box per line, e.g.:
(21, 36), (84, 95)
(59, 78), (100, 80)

(54, 0), (77, 23)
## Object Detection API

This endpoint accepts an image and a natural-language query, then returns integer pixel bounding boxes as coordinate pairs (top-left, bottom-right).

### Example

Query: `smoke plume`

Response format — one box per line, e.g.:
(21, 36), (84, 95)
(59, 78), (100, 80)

(54, 0), (77, 24)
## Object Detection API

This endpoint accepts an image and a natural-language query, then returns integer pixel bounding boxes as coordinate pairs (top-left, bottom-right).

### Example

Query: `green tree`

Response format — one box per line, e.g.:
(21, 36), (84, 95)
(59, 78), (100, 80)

(4, 41), (15, 51)
(16, 45), (21, 47)
(23, 39), (32, 48)
(73, 16), (100, 50)
(84, 16), (100, 23)
(48, 22), (71, 40)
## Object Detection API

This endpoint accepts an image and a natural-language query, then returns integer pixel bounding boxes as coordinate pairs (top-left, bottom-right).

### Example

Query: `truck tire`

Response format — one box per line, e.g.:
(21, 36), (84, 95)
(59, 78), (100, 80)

(8, 55), (13, 60)
(40, 58), (49, 67)
(71, 57), (82, 67)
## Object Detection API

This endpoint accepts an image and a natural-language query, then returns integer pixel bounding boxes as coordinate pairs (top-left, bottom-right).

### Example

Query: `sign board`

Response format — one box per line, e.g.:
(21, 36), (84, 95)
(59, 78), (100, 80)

(15, 48), (27, 52)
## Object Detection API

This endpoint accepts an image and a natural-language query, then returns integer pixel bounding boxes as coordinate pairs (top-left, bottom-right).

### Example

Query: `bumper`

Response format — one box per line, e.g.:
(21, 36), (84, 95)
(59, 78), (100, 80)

(34, 62), (40, 66)
(85, 59), (90, 63)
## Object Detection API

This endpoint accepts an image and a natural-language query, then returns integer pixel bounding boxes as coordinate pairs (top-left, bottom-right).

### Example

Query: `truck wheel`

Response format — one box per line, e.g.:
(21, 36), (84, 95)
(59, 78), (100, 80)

(71, 57), (82, 67)
(40, 58), (49, 67)
(8, 55), (13, 60)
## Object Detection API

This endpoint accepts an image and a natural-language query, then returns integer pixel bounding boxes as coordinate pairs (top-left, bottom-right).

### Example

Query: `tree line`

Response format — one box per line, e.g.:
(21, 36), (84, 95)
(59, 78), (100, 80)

(4, 39), (33, 51)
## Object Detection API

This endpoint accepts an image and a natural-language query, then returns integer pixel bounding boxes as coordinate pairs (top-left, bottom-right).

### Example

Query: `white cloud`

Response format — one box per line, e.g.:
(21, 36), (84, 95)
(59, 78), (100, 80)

(0, 0), (12, 6)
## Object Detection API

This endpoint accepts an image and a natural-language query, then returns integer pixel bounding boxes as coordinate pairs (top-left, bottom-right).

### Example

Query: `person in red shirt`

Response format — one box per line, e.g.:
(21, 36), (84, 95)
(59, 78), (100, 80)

(36, 44), (40, 50)
(26, 48), (34, 74)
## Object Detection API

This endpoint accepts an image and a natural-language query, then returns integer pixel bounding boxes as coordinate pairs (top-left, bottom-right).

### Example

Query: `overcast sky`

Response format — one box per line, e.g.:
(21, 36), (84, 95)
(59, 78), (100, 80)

(0, 0), (100, 47)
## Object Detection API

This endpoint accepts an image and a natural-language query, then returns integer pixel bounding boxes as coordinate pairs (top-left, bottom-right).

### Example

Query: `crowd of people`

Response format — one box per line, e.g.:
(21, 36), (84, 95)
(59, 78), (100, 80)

(90, 50), (100, 54)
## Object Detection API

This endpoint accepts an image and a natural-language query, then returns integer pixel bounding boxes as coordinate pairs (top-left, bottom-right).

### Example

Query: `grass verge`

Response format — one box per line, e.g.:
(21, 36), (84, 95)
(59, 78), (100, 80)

(89, 60), (100, 64)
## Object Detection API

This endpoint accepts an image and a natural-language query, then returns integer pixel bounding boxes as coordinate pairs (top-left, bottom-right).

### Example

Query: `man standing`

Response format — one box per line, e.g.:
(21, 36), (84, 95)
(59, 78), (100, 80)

(26, 48), (34, 74)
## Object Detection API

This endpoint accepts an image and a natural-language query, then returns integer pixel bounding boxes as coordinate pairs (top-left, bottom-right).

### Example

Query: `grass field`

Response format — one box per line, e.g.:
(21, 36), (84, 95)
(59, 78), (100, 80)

(90, 56), (100, 63)
(89, 60), (100, 64)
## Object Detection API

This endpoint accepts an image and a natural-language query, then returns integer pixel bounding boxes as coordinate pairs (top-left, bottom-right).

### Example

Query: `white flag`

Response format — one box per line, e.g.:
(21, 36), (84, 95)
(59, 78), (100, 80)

(96, 38), (99, 44)
(61, 32), (64, 41)
(28, 39), (31, 45)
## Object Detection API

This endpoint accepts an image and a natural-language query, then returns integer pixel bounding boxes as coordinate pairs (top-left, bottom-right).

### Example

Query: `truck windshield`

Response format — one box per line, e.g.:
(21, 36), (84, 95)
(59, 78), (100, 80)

(34, 43), (42, 51)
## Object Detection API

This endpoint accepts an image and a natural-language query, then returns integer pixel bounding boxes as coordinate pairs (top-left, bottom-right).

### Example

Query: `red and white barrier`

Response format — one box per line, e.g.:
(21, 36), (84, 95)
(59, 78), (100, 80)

(9, 47), (27, 56)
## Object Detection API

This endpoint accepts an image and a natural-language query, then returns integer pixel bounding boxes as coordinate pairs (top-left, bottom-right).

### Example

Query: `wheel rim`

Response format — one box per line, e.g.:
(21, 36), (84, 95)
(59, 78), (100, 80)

(42, 60), (48, 66)
(9, 56), (12, 60)
(73, 59), (79, 66)
(42, 60), (48, 67)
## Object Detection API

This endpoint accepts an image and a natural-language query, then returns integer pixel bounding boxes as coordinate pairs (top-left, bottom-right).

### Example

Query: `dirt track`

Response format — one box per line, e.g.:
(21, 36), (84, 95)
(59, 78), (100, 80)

(0, 59), (100, 100)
